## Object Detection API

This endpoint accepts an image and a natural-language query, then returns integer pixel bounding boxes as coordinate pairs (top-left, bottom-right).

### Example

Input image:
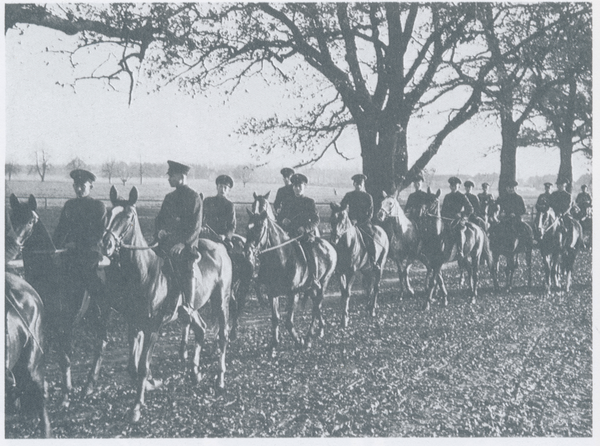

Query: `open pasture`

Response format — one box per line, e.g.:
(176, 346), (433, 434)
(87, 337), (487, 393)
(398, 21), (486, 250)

(5, 246), (592, 438)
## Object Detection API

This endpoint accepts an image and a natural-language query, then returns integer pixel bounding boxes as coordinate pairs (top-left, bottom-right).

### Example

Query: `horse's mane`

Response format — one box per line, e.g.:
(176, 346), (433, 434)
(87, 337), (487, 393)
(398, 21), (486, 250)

(385, 196), (412, 228)
(23, 219), (56, 253)
(252, 193), (277, 221)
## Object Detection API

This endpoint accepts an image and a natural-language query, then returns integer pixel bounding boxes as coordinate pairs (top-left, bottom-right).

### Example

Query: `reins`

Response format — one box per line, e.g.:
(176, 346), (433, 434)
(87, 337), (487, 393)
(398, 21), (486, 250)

(5, 292), (44, 355)
(257, 234), (304, 255)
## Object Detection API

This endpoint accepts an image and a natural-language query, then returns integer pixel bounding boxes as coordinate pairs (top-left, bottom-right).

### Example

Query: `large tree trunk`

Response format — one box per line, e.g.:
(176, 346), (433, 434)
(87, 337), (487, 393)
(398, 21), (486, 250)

(498, 120), (519, 197)
(359, 113), (409, 206)
(557, 132), (574, 193)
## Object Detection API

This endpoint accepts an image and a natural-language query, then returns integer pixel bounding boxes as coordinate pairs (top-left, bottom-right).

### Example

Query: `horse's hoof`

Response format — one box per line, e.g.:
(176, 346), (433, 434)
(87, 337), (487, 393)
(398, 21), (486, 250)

(145, 378), (163, 391)
(319, 328), (325, 339)
(342, 317), (349, 329)
(83, 383), (95, 397)
(61, 396), (70, 409)
(305, 339), (312, 350)
(131, 407), (142, 424)
(194, 372), (204, 385)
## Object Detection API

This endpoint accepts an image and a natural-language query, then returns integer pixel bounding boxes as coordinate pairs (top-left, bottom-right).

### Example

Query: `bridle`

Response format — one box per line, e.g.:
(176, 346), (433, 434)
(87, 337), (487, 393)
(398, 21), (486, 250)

(331, 208), (353, 244)
(246, 213), (302, 256)
(103, 209), (137, 252)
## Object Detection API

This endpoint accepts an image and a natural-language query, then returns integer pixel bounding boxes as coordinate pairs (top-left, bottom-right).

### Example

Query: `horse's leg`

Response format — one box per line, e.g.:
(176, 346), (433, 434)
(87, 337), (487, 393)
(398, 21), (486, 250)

(179, 323), (190, 361)
(526, 248), (533, 290)
(188, 311), (206, 384)
(57, 322), (74, 408)
(131, 327), (160, 423)
(470, 255), (479, 304)
(338, 272), (352, 328)
(305, 287), (324, 349)
(505, 255), (515, 292)
(269, 295), (281, 357)
(542, 253), (552, 296)
(84, 301), (110, 397)
(368, 266), (383, 317)
(563, 250), (576, 293)
(284, 292), (303, 348)
(127, 325), (140, 379)
(216, 291), (229, 391)
(404, 262), (415, 298)
(28, 347), (51, 438)
(425, 267), (441, 311)
(129, 329), (145, 423)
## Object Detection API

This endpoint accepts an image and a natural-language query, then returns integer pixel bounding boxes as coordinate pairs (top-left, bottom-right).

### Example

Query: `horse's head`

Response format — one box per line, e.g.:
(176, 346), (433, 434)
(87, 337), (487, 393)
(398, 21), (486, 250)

(488, 200), (500, 224)
(244, 209), (270, 272)
(102, 186), (139, 257)
(329, 202), (351, 244)
(8, 194), (39, 247)
(418, 188), (441, 218)
(252, 192), (276, 221)
(376, 192), (399, 223)
(534, 206), (555, 241)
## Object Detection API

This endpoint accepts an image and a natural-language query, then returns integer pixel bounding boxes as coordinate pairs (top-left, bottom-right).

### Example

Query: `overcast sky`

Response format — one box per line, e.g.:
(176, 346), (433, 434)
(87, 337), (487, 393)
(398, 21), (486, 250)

(4, 13), (591, 181)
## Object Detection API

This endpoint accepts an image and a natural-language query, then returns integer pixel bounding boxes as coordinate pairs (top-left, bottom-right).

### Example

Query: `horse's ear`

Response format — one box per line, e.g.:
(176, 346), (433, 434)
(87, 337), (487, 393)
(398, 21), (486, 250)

(28, 194), (37, 211)
(329, 202), (336, 210)
(382, 190), (388, 198)
(247, 208), (253, 216)
(110, 186), (118, 205)
(253, 192), (258, 200)
(264, 191), (271, 200)
(129, 187), (138, 205)
(435, 189), (441, 198)
(427, 186), (431, 194)
(9, 194), (19, 210)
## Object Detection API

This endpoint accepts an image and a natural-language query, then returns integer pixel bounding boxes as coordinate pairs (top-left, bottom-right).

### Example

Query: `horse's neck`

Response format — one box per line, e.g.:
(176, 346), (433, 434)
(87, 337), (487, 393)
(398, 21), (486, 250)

(391, 204), (412, 231)
(24, 221), (56, 252)
(121, 224), (162, 286)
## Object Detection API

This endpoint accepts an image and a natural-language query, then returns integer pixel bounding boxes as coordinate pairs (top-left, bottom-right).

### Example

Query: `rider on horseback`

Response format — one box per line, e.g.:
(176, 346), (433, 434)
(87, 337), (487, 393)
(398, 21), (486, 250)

(549, 177), (578, 249)
(279, 173), (321, 290)
(477, 182), (494, 220)
(441, 177), (473, 260)
(404, 173), (429, 222)
(340, 174), (379, 271)
(495, 180), (530, 242)
(154, 161), (203, 320)
(201, 174), (236, 253)
(274, 167), (296, 225)
(575, 184), (592, 221)
(464, 180), (487, 230)
(536, 182), (553, 213)
(53, 169), (107, 306)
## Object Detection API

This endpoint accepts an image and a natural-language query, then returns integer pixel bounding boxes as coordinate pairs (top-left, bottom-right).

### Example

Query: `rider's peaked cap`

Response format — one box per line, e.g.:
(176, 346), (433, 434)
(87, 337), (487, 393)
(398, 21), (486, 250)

(352, 174), (367, 183)
(448, 176), (461, 185)
(280, 167), (295, 177)
(413, 173), (424, 182)
(290, 173), (308, 185)
(167, 160), (190, 175)
(216, 174), (234, 188)
(556, 177), (569, 185)
(482, 182), (490, 187)
(70, 169), (96, 183)
(464, 180), (475, 188)
(544, 182), (553, 187)
(507, 180), (519, 187)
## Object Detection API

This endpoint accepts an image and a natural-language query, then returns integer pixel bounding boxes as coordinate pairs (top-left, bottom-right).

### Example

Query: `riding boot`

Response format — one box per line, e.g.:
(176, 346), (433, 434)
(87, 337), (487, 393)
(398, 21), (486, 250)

(369, 240), (380, 272)
(303, 240), (321, 291)
(177, 267), (196, 321)
(456, 227), (465, 260)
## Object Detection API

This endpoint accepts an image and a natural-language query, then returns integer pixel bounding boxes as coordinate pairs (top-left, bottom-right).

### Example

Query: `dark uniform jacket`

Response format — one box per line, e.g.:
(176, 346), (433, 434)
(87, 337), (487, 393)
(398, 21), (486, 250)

(535, 192), (552, 212)
(496, 192), (526, 217)
(340, 190), (373, 225)
(405, 190), (428, 218)
(465, 193), (481, 217)
(279, 194), (320, 236)
(441, 191), (473, 219)
(155, 185), (203, 249)
(576, 192), (592, 212)
(54, 196), (107, 256)
(549, 190), (572, 215)
(478, 192), (494, 211)
(274, 184), (295, 216)
(203, 195), (236, 239)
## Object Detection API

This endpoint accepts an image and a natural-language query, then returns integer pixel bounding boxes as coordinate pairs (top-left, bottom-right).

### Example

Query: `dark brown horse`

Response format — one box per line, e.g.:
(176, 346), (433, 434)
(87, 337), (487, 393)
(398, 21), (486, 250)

(417, 189), (495, 310)
(6, 195), (51, 437)
(5, 273), (51, 438)
(330, 203), (389, 326)
(534, 204), (582, 295)
(101, 186), (232, 423)
(244, 206), (337, 354)
(376, 192), (425, 299)
(487, 202), (533, 291)
(17, 199), (110, 408)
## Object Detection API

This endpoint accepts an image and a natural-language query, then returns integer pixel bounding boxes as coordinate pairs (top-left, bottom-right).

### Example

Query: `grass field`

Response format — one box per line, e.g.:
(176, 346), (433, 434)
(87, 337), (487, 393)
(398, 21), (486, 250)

(4, 178), (593, 439)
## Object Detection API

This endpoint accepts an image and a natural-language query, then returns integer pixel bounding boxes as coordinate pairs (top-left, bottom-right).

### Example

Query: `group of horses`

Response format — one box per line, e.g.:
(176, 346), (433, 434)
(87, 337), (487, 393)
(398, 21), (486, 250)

(5, 185), (586, 437)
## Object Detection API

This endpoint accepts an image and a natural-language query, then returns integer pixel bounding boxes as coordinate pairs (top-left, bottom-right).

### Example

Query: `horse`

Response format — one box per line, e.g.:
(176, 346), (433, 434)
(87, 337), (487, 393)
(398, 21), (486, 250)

(101, 186), (233, 423)
(534, 204), (582, 295)
(487, 203), (534, 291)
(375, 192), (425, 300)
(16, 197), (112, 408)
(576, 206), (592, 249)
(244, 206), (337, 355)
(329, 203), (389, 326)
(416, 188), (496, 310)
(5, 273), (52, 438)
(5, 195), (51, 437)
